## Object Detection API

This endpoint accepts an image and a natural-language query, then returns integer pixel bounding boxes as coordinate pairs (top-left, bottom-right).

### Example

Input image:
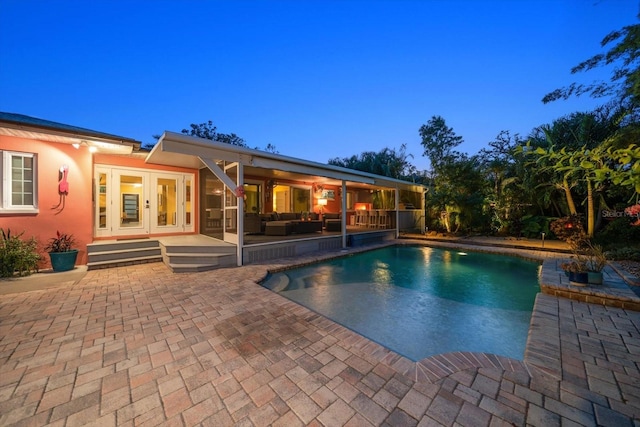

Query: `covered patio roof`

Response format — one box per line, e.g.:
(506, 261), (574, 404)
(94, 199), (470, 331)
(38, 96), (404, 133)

(148, 131), (425, 192)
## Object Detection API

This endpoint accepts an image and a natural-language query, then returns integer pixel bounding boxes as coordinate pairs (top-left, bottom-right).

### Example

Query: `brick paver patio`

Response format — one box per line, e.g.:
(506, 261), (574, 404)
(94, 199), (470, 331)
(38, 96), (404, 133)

(1, 241), (639, 426)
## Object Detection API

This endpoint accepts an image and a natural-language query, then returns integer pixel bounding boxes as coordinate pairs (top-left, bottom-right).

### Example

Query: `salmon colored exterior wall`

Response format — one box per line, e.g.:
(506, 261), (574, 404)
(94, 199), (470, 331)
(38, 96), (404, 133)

(1, 134), (93, 267)
(1, 137), (201, 268)
(315, 184), (342, 214)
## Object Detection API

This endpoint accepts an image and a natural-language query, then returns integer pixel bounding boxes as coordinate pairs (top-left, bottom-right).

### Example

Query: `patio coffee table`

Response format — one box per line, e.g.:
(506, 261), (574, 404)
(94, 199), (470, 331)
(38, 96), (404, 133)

(325, 219), (341, 232)
(293, 220), (322, 234)
(265, 221), (292, 236)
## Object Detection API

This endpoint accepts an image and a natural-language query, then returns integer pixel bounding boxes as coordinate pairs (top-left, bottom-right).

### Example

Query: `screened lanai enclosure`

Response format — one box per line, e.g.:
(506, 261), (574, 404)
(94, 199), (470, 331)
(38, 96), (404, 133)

(148, 132), (426, 265)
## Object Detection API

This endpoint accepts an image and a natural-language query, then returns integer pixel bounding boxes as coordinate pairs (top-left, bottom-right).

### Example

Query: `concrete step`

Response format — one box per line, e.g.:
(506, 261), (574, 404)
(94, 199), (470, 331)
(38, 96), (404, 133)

(86, 237), (236, 272)
(88, 247), (162, 263)
(163, 252), (236, 272)
(161, 244), (235, 255)
(87, 239), (163, 270)
(162, 252), (234, 265)
(168, 261), (235, 273)
(87, 255), (163, 270)
(87, 239), (160, 253)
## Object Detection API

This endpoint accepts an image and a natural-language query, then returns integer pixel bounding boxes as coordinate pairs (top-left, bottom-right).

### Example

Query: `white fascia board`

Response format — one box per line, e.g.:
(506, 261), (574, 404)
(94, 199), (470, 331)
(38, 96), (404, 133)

(160, 138), (250, 164)
(158, 132), (252, 163)
(373, 179), (425, 193)
(158, 131), (424, 190)
(249, 156), (376, 185)
(160, 131), (376, 184)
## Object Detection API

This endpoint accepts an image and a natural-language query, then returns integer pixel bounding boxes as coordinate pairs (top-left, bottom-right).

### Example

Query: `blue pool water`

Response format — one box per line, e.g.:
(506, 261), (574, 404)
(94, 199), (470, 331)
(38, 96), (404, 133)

(261, 245), (541, 361)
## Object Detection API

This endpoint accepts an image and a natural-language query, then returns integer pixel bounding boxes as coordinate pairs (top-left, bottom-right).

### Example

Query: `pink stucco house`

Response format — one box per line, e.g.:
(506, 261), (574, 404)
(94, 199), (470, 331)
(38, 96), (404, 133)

(1, 112), (425, 272)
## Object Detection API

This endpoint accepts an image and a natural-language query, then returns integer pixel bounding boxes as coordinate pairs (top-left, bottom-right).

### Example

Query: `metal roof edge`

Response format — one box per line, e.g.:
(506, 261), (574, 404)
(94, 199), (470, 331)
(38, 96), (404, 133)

(0, 112), (141, 146)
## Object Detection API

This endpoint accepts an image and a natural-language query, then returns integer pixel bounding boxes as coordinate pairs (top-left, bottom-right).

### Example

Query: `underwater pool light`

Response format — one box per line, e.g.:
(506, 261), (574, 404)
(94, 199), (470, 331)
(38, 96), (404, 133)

(457, 252), (468, 255)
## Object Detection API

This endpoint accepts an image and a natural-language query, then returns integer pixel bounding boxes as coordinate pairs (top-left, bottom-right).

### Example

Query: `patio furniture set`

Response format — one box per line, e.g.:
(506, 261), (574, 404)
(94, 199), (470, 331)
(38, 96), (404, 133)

(244, 212), (342, 236)
(354, 209), (391, 229)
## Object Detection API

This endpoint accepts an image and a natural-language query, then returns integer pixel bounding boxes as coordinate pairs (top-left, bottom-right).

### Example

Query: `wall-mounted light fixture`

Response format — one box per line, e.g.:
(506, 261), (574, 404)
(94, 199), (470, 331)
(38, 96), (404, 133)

(71, 140), (97, 152)
(70, 140), (129, 154)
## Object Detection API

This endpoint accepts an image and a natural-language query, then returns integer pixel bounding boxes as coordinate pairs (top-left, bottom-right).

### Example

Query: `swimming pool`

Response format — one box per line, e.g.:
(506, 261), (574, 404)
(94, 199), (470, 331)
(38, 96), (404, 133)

(261, 245), (541, 361)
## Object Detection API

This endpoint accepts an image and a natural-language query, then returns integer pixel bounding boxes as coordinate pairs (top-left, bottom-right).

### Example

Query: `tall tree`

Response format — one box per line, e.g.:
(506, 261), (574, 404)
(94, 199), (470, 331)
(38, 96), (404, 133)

(418, 115), (464, 173)
(478, 130), (522, 202)
(543, 15), (640, 108)
(182, 121), (247, 147)
(419, 116), (487, 232)
(328, 144), (417, 180)
(522, 108), (639, 237)
(478, 131), (526, 233)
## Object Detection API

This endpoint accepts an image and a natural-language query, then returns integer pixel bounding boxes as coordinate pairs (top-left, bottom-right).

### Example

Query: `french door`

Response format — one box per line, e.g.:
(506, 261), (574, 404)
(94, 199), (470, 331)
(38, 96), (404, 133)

(95, 167), (193, 237)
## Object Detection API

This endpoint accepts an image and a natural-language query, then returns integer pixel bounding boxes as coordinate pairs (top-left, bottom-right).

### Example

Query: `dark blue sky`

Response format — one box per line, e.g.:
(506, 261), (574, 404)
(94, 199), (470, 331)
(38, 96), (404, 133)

(0, 0), (636, 170)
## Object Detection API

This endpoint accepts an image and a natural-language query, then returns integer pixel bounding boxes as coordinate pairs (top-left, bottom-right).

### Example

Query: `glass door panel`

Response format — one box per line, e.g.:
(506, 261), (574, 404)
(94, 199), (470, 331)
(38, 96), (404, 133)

(185, 179), (192, 226)
(98, 173), (107, 229)
(94, 169), (112, 237)
(113, 171), (149, 236)
(156, 178), (177, 227)
(273, 185), (289, 212)
(292, 187), (311, 212)
(95, 167), (193, 237)
(244, 184), (261, 214)
(120, 175), (143, 228)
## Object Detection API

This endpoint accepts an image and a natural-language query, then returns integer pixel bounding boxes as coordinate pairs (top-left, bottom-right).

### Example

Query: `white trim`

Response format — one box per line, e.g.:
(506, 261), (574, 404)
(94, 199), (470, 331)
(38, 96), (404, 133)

(1, 150), (38, 212)
(93, 165), (194, 237)
(154, 132), (420, 187)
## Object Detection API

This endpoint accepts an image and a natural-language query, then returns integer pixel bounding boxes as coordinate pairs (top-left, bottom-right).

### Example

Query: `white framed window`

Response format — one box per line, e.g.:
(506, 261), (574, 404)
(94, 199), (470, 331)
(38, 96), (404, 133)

(1, 151), (38, 213)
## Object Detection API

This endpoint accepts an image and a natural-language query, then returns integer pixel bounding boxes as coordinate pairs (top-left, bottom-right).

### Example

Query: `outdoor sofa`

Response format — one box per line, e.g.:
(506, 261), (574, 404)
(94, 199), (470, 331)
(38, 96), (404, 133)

(244, 212), (325, 236)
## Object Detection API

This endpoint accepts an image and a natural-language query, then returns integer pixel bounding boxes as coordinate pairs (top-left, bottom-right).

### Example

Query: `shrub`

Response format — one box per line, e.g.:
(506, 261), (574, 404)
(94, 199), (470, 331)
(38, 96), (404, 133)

(0, 229), (40, 278)
(605, 247), (640, 261)
(550, 215), (587, 249)
(520, 215), (554, 239)
(595, 217), (640, 249)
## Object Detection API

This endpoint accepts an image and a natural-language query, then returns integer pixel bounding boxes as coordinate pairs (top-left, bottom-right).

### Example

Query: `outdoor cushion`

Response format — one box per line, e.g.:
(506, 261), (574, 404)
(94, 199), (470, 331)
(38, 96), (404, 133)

(279, 212), (299, 221)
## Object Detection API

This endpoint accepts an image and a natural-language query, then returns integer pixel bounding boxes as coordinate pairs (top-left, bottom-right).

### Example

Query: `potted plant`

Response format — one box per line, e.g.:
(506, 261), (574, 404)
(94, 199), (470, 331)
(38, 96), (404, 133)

(45, 231), (78, 272)
(584, 241), (607, 285)
(560, 256), (589, 285)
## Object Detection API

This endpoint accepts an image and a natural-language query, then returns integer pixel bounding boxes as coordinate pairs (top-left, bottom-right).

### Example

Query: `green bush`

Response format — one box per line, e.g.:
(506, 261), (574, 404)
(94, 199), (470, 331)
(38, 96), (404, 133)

(550, 215), (587, 248)
(605, 247), (640, 261)
(595, 218), (640, 249)
(519, 215), (554, 239)
(0, 229), (40, 278)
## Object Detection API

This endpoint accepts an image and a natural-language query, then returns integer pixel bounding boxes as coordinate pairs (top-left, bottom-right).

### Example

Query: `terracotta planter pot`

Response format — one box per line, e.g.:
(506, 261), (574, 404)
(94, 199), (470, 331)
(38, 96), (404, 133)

(49, 250), (78, 272)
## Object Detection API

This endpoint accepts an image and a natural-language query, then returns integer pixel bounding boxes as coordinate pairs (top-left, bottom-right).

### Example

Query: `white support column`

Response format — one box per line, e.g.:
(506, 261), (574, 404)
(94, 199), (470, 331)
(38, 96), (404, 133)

(341, 180), (347, 248)
(395, 186), (400, 238)
(421, 188), (426, 234)
(236, 163), (244, 266)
